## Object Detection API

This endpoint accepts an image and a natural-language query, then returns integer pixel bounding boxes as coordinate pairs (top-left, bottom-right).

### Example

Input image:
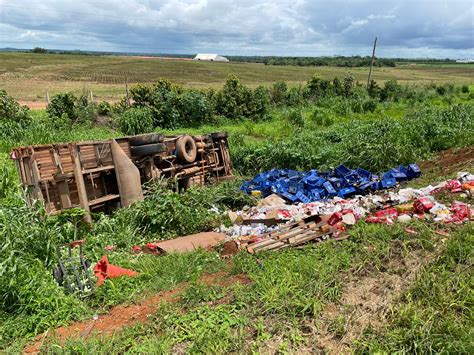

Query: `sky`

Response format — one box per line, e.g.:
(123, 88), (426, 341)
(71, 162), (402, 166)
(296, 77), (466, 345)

(0, 0), (473, 58)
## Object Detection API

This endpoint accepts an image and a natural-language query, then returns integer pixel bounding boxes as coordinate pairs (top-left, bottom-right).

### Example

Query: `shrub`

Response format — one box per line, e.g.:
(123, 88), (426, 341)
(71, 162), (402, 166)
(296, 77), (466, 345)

(380, 80), (402, 101)
(286, 108), (305, 129)
(97, 101), (112, 116)
(251, 86), (270, 120)
(214, 75), (269, 120)
(0, 91), (31, 143)
(118, 107), (154, 135)
(368, 80), (382, 99)
(285, 85), (306, 107)
(436, 85), (446, 96)
(306, 75), (332, 99)
(0, 90), (30, 123)
(461, 85), (469, 93)
(178, 90), (213, 126)
(46, 93), (77, 121)
(343, 74), (355, 97)
(270, 81), (288, 105)
(362, 99), (378, 113)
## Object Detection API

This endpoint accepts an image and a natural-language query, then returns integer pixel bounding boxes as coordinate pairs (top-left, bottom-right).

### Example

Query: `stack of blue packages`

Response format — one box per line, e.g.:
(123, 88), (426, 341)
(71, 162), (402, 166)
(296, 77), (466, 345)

(240, 164), (421, 203)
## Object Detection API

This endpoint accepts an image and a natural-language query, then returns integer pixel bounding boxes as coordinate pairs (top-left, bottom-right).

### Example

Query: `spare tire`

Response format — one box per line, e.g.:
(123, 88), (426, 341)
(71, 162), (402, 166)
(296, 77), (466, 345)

(211, 132), (227, 140)
(130, 143), (164, 157)
(129, 133), (164, 146)
(176, 135), (197, 163)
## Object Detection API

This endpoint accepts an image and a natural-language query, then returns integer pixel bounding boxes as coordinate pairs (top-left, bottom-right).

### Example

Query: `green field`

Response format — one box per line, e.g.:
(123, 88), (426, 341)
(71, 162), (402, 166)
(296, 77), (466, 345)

(1, 52), (473, 103)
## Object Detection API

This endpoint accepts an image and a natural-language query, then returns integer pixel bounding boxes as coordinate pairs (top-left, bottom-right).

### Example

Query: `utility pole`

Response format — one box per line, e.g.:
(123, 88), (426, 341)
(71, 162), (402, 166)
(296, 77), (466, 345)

(125, 75), (130, 107)
(367, 37), (377, 89)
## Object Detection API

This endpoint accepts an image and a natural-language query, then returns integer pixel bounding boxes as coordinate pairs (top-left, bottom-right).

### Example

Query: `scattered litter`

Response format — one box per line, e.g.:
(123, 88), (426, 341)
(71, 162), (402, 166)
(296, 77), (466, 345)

(223, 171), (472, 253)
(241, 164), (421, 202)
(93, 256), (139, 286)
(133, 232), (226, 254)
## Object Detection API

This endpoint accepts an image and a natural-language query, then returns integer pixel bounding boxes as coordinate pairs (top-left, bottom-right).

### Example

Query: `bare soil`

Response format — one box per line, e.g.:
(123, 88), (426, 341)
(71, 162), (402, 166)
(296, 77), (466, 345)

(419, 146), (474, 175)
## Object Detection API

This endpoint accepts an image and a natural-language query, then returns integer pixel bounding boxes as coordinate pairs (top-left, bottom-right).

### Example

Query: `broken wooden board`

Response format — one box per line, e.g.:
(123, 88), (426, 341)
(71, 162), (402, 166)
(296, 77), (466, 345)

(152, 232), (226, 253)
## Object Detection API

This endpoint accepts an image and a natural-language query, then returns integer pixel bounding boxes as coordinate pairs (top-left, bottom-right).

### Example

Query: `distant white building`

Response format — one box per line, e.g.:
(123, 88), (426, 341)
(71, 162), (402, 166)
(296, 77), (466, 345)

(193, 53), (229, 62)
(456, 59), (474, 63)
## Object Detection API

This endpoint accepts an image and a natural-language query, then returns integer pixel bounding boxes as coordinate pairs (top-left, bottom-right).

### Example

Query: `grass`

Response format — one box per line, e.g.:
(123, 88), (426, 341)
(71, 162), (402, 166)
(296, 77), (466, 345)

(1, 52), (473, 102)
(23, 218), (473, 353)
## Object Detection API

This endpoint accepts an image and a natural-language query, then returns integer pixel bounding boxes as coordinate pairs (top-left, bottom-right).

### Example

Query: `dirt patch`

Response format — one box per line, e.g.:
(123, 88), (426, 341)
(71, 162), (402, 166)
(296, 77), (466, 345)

(18, 101), (48, 110)
(311, 250), (437, 354)
(24, 272), (249, 354)
(419, 146), (474, 175)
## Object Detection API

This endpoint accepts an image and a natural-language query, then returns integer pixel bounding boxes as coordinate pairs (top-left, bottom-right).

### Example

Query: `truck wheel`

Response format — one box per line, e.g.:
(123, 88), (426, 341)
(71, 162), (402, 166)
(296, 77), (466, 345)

(176, 135), (197, 163)
(211, 132), (227, 140)
(129, 133), (164, 146)
(130, 143), (163, 156)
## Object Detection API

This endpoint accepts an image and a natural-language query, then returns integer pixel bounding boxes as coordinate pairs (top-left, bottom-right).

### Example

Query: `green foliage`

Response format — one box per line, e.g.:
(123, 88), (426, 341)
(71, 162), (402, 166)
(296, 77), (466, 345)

(461, 84), (469, 93)
(117, 107), (154, 135)
(0, 90), (31, 144)
(46, 92), (96, 123)
(31, 47), (47, 53)
(231, 103), (473, 175)
(215, 75), (270, 120)
(306, 74), (332, 99)
(97, 101), (112, 116)
(88, 181), (252, 253)
(270, 81), (288, 105)
(46, 93), (77, 120)
(178, 89), (213, 126)
(286, 108), (305, 129)
(0, 90), (30, 123)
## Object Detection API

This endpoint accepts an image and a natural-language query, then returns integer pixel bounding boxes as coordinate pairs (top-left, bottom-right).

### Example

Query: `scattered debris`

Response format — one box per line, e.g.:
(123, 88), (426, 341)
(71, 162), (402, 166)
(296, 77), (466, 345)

(93, 256), (139, 286)
(223, 171), (473, 253)
(52, 240), (95, 296)
(240, 164), (421, 202)
(133, 232), (226, 254)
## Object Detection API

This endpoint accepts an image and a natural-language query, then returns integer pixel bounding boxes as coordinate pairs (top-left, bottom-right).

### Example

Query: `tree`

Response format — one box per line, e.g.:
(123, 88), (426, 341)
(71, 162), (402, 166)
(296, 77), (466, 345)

(31, 47), (47, 53)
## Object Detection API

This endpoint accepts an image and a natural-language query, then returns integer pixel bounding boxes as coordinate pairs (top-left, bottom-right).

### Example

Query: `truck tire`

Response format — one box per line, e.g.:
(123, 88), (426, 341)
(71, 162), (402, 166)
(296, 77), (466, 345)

(130, 143), (163, 157)
(129, 133), (164, 146)
(176, 135), (197, 163)
(211, 132), (227, 140)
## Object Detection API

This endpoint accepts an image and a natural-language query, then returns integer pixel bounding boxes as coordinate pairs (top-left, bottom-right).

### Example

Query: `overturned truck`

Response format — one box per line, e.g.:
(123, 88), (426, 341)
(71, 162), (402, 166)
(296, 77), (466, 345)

(11, 132), (233, 222)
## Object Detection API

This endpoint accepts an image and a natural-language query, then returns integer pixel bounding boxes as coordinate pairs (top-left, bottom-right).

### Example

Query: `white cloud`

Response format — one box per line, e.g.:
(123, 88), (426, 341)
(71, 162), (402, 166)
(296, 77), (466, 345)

(0, 0), (472, 57)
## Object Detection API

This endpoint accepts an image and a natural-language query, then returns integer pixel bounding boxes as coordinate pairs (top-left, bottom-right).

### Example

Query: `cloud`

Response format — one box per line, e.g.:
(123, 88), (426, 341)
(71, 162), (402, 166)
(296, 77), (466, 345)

(0, 0), (472, 58)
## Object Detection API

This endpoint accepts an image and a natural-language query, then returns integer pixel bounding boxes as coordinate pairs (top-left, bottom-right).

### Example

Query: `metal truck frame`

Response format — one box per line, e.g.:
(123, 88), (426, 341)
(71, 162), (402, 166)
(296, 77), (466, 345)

(11, 132), (233, 222)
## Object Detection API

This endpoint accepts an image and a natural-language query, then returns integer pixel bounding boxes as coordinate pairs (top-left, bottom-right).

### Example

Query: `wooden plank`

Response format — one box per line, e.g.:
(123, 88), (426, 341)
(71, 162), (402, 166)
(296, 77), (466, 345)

(88, 194), (120, 207)
(71, 144), (91, 223)
(82, 165), (114, 174)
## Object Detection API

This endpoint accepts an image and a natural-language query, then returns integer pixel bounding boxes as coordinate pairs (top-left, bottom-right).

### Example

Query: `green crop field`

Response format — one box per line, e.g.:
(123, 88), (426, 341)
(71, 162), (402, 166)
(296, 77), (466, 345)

(0, 52), (473, 103)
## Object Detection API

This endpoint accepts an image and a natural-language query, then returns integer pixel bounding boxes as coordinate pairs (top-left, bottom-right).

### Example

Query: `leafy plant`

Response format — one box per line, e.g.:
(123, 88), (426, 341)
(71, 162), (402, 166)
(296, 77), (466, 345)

(117, 107), (154, 135)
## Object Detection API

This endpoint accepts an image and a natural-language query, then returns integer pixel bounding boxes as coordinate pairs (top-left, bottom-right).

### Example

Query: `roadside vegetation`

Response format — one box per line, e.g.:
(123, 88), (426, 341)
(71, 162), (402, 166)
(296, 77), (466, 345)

(0, 72), (473, 352)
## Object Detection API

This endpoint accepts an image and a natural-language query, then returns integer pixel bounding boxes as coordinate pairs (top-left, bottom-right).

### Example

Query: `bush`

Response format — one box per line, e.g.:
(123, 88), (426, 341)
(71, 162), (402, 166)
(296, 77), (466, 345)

(0, 91), (31, 144)
(178, 90), (213, 126)
(214, 75), (269, 120)
(286, 108), (305, 129)
(461, 85), (469, 93)
(0, 90), (30, 123)
(436, 85), (446, 96)
(97, 101), (112, 116)
(306, 75), (332, 99)
(46, 93), (77, 121)
(118, 107), (155, 135)
(270, 81), (288, 106)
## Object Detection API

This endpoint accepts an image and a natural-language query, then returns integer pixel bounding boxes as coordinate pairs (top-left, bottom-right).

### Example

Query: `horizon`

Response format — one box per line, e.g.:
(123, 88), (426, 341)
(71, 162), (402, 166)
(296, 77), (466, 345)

(1, 47), (472, 61)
